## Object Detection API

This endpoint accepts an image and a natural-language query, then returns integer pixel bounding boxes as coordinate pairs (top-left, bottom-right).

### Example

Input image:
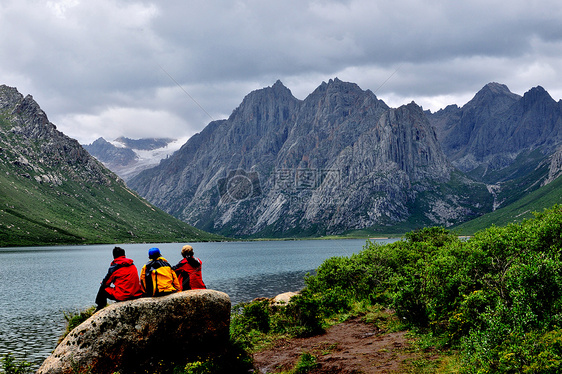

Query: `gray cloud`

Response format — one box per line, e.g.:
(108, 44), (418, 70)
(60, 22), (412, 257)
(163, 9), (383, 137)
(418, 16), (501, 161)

(1, 0), (562, 144)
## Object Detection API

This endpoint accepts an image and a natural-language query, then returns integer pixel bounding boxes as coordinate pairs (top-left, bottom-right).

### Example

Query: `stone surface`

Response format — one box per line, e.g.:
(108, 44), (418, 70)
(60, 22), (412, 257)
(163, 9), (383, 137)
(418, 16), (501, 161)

(543, 146), (562, 186)
(272, 292), (299, 306)
(37, 290), (231, 374)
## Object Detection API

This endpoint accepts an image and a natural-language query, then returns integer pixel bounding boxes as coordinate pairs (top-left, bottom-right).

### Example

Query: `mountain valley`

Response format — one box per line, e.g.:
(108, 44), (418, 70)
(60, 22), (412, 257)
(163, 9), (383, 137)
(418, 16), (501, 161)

(2, 78), (562, 244)
(83, 137), (183, 181)
(0, 85), (220, 246)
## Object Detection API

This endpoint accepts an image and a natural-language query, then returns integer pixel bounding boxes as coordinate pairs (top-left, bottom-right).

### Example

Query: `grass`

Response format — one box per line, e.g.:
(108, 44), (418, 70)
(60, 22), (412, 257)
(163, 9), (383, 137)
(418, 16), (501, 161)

(60, 306), (97, 343)
(1, 353), (33, 374)
(454, 172), (562, 234)
(0, 98), (225, 247)
(0, 149), (223, 246)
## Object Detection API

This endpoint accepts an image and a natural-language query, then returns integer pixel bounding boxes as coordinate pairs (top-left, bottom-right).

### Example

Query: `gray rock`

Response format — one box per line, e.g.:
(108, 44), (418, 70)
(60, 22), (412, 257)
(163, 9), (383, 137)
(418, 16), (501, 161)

(37, 290), (231, 374)
(129, 79), (489, 236)
(429, 83), (562, 178)
(542, 146), (562, 186)
(272, 292), (299, 306)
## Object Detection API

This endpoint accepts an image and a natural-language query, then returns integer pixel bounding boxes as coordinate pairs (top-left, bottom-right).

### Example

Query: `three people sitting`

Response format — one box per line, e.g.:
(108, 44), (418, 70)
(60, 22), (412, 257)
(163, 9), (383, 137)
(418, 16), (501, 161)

(95, 244), (206, 311)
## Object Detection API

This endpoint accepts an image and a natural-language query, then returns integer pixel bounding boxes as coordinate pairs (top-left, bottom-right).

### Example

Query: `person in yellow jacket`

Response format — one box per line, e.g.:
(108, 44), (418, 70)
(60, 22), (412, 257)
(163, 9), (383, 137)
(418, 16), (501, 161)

(140, 247), (181, 297)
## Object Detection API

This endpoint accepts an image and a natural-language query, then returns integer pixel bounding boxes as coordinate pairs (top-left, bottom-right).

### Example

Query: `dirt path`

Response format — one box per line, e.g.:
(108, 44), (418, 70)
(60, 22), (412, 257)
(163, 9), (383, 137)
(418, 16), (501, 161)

(253, 318), (416, 373)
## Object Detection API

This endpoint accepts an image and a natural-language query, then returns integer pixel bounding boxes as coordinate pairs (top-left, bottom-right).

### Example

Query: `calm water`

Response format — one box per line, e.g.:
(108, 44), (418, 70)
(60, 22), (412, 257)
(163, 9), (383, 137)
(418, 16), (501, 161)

(0, 239), (395, 366)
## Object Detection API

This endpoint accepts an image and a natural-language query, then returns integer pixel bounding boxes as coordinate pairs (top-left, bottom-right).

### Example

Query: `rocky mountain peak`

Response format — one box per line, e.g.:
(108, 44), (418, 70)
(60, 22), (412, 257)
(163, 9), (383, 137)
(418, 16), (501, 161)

(83, 136), (184, 181)
(271, 79), (290, 92)
(309, 77), (364, 97)
(0, 84), (24, 111)
(0, 86), (54, 137)
(236, 79), (297, 105)
(130, 79), (485, 237)
(301, 77), (388, 119)
(428, 82), (562, 179)
(484, 82), (515, 95)
(86, 137), (137, 166)
(0, 86), (114, 187)
(465, 82), (521, 110)
(519, 85), (556, 111)
(228, 80), (301, 127)
(14, 94), (49, 124)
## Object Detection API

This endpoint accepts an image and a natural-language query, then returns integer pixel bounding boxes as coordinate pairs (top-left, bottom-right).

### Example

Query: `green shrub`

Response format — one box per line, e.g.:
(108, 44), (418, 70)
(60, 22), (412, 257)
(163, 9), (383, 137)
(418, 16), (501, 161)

(283, 292), (324, 336)
(404, 226), (458, 247)
(236, 299), (271, 333)
(180, 339), (253, 374)
(60, 306), (96, 342)
(319, 286), (352, 315)
(230, 302), (268, 349)
(392, 273), (429, 327)
(292, 352), (318, 374)
(1, 353), (32, 374)
(462, 329), (562, 373)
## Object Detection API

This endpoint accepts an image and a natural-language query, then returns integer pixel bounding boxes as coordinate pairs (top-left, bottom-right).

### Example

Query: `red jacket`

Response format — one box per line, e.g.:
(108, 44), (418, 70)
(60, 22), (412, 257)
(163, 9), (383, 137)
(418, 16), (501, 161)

(173, 257), (206, 290)
(102, 256), (142, 301)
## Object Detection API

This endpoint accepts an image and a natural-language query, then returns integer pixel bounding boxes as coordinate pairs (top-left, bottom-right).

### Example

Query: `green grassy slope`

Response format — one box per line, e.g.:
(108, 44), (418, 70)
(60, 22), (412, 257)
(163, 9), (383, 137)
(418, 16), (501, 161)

(453, 174), (562, 234)
(0, 89), (222, 247)
(0, 166), (222, 246)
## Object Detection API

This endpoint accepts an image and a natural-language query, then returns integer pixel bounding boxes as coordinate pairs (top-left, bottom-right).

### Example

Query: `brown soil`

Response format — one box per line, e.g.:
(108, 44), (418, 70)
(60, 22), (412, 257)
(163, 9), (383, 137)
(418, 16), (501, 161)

(253, 318), (420, 373)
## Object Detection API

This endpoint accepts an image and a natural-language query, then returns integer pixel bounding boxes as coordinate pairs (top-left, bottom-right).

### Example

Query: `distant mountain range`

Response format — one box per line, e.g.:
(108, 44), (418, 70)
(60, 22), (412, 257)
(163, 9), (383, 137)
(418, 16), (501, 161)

(126, 79), (562, 238)
(0, 84), (220, 246)
(427, 83), (562, 216)
(83, 137), (182, 181)
(429, 82), (562, 179)
(3, 78), (562, 244)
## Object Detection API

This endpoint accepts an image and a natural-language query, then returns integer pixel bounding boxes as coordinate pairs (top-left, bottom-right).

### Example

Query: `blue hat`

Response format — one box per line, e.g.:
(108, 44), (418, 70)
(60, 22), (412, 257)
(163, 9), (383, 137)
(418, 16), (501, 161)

(148, 247), (161, 259)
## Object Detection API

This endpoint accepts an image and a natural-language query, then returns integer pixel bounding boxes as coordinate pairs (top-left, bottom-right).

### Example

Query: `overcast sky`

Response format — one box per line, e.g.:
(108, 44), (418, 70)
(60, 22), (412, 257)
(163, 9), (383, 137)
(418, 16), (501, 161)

(2, 0), (562, 145)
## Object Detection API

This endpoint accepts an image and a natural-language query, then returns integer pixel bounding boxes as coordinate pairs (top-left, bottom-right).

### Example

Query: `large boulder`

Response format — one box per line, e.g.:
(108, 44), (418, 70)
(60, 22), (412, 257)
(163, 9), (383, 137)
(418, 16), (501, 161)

(37, 290), (230, 374)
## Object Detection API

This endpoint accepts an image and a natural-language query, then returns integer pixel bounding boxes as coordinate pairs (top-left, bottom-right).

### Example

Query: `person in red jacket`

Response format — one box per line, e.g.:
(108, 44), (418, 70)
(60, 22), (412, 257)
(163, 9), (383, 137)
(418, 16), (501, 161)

(95, 246), (142, 311)
(173, 245), (206, 290)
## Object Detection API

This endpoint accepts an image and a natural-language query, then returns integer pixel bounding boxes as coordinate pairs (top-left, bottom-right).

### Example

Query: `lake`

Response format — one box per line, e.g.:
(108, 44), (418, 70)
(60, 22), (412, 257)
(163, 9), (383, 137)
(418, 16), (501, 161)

(0, 238), (397, 366)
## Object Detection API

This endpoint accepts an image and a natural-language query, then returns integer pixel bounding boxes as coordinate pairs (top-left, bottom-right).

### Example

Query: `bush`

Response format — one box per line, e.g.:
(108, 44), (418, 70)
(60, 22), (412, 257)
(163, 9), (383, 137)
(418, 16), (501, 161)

(292, 352), (318, 374)
(60, 306), (96, 342)
(1, 353), (32, 374)
(235, 299), (271, 333)
(229, 205), (562, 373)
(180, 339), (253, 374)
(462, 329), (562, 373)
(319, 286), (352, 315)
(281, 292), (324, 336)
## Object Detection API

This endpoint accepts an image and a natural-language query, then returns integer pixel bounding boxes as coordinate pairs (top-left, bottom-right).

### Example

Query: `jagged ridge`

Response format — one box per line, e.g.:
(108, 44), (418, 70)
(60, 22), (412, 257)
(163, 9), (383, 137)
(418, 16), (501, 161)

(429, 82), (562, 177)
(129, 79), (492, 237)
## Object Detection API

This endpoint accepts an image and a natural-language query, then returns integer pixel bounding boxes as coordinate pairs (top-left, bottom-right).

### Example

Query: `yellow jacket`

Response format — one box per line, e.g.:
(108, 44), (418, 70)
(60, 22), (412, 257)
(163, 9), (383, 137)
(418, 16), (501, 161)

(140, 257), (180, 296)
